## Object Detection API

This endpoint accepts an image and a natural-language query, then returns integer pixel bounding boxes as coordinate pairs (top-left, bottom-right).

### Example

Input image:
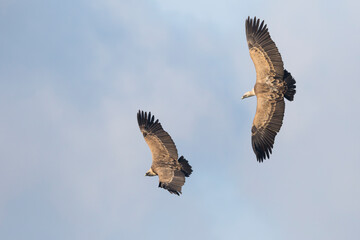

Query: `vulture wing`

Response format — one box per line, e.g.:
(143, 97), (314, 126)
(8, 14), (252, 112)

(245, 16), (284, 80)
(157, 168), (186, 195)
(251, 98), (285, 162)
(246, 17), (287, 162)
(137, 110), (178, 162)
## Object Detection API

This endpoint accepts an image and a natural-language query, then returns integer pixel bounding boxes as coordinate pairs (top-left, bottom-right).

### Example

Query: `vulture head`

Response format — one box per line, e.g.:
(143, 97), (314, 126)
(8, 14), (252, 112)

(242, 88), (255, 99)
(145, 168), (157, 177)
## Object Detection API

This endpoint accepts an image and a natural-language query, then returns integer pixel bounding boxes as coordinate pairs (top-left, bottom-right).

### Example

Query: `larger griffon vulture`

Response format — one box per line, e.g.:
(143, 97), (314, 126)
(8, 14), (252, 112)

(137, 110), (192, 195)
(242, 17), (296, 162)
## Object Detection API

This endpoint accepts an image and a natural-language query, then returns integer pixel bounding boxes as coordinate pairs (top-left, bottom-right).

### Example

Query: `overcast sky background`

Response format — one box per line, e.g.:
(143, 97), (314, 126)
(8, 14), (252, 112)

(1, 0), (360, 239)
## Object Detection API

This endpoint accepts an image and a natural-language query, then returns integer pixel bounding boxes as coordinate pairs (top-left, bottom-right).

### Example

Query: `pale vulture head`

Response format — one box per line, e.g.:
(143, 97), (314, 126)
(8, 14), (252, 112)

(145, 168), (156, 176)
(242, 88), (255, 99)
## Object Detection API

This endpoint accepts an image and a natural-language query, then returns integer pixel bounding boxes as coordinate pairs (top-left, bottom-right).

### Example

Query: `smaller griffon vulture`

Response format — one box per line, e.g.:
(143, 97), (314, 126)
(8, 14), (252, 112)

(137, 110), (192, 195)
(242, 17), (296, 162)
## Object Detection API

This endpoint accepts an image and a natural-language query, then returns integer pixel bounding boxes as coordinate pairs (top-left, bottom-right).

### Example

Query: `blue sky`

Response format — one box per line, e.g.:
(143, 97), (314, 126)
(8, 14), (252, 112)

(1, 0), (360, 239)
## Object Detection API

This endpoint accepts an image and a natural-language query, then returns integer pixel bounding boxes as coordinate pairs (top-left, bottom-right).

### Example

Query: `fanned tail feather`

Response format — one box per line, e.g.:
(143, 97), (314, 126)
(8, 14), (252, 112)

(178, 156), (192, 177)
(283, 69), (296, 101)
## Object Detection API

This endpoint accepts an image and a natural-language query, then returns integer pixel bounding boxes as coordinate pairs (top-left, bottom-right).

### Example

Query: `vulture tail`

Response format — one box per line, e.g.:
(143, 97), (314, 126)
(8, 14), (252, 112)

(283, 69), (296, 101)
(178, 156), (193, 177)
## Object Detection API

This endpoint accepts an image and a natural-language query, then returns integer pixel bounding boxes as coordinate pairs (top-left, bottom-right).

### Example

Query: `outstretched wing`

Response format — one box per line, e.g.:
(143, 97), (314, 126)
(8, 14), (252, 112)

(246, 17), (287, 162)
(137, 110), (178, 162)
(157, 168), (186, 195)
(246, 16), (284, 82)
(251, 98), (285, 162)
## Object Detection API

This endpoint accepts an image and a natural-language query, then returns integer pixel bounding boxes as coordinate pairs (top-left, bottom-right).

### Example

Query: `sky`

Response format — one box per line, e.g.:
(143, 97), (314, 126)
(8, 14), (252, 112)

(1, 0), (360, 239)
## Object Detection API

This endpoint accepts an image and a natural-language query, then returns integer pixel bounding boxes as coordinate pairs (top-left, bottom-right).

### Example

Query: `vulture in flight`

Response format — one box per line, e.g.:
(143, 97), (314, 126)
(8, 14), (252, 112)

(137, 110), (193, 195)
(242, 17), (296, 162)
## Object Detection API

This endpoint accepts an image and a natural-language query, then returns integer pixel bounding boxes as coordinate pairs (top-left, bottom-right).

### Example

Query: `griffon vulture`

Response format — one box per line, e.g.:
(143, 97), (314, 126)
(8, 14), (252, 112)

(137, 110), (192, 195)
(242, 17), (296, 162)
